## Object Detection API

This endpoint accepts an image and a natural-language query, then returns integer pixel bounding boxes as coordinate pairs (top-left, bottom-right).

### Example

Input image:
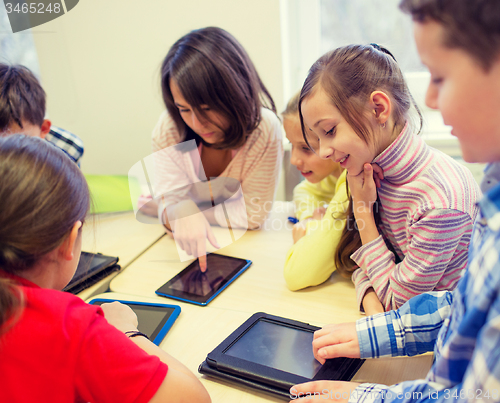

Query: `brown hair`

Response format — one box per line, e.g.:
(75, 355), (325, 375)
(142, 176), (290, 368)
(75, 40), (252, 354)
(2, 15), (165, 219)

(161, 26), (276, 150)
(0, 135), (89, 331)
(299, 44), (422, 276)
(400, 0), (500, 71)
(0, 64), (46, 132)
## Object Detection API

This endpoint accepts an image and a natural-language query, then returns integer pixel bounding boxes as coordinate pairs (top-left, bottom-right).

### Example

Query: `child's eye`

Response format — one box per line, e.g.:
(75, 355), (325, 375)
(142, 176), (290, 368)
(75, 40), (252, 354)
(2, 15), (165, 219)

(302, 147), (312, 152)
(179, 108), (190, 113)
(325, 126), (336, 136)
(431, 77), (443, 85)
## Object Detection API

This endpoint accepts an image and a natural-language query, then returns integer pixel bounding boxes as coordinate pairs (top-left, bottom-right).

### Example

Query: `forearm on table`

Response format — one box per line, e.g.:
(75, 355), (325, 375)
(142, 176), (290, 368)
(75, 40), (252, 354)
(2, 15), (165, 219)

(356, 291), (452, 359)
(362, 288), (384, 315)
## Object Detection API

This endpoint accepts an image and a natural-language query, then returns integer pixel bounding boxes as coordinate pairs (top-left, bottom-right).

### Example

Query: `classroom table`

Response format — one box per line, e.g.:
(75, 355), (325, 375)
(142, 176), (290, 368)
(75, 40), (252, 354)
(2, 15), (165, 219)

(77, 211), (165, 300)
(88, 292), (433, 403)
(98, 202), (433, 400)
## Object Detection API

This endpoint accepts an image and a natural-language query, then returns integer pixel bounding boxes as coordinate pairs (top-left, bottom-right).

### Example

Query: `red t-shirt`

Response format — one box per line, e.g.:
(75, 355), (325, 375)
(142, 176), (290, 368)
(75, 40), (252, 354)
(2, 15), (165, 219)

(0, 273), (168, 403)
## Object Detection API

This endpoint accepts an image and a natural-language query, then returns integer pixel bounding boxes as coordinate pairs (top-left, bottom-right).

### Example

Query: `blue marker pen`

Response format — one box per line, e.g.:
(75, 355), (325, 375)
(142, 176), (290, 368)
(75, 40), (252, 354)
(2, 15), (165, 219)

(287, 216), (299, 224)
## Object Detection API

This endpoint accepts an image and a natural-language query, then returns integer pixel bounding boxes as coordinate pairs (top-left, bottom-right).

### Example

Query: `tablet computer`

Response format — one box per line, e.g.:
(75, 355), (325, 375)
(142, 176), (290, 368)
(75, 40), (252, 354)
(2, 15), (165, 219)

(88, 298), (181, 346)
(155, 253), (252, 306)
(63, 251), (120, 294)
(199, 312), (364, 399)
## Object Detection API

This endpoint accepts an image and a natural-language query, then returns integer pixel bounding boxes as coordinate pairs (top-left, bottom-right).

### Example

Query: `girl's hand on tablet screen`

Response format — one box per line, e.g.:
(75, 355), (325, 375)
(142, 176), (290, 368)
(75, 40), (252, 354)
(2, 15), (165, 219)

(100, 301), (138, 333)
(289, 380), (360, 402)
(167, 200), (220, 272)
(312, 323), (360, 364)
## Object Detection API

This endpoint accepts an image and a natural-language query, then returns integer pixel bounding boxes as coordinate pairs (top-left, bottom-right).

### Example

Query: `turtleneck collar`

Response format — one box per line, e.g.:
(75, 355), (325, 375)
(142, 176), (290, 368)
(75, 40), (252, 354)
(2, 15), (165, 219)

(373, 122), (432, 185)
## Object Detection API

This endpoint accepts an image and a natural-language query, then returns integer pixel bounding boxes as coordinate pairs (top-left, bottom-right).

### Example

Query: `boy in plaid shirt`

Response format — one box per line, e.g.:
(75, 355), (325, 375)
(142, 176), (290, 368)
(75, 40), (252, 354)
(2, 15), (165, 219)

(0, 63), (83, 165)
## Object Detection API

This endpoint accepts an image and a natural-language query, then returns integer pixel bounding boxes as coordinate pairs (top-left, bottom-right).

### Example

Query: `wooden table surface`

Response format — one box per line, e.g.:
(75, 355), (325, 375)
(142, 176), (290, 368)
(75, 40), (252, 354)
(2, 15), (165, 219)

(86, 203), (434, 401)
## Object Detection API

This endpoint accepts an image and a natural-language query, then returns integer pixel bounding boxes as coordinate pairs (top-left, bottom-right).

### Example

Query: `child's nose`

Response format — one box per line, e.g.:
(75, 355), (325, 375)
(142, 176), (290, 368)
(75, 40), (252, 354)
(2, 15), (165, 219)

(425, 85), (439, 110)
(191, 113), (206, 131)
(318, 143), (334, 160)
(290, 149), (302, 168)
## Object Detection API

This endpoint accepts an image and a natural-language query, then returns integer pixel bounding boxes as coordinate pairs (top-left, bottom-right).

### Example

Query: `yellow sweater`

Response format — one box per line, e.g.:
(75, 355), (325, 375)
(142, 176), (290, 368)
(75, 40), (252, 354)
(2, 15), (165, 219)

(284, 170), (348, 291)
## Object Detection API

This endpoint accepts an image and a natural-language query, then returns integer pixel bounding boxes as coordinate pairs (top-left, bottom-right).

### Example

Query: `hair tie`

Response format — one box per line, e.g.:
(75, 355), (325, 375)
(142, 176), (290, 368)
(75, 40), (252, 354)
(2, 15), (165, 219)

(369, 43), (397, 62)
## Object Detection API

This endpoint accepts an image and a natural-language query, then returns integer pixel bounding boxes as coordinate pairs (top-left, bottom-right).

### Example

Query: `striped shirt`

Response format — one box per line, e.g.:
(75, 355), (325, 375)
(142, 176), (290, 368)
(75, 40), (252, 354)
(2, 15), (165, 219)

(151, 108), (283, 229)
(351, 184), (500, 402)
(351, 124), (481, 310)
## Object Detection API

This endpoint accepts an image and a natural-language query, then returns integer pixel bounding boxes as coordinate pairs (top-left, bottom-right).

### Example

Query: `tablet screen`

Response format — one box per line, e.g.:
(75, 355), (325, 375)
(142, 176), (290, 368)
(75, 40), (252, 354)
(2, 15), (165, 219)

(70, 252), (117, 284)
(224, 319), (322, 379)
(90, 300), (178, 341)
(156, 254), (251, 305)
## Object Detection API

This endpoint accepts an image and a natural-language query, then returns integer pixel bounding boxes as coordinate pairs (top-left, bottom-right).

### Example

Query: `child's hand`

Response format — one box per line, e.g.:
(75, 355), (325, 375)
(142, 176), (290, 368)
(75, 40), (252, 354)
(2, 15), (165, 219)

(167, 200), (220, 272)
(289, 381), (361, 402)
(312, 322), (360, 364)
(100, 301), (139, 333)
(292, 221), (307, 244)
(371, 163), (384, 188)
(311, 205), (327, 220)
(347, 164), (378, 216)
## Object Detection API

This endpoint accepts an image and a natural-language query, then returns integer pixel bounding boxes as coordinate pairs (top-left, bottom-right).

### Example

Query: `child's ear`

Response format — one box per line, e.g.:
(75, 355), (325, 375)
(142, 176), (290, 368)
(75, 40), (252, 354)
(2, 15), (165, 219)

(58, 221), (82, 261)
(369, 91), (391, 126)
(39, 119), (51, 139)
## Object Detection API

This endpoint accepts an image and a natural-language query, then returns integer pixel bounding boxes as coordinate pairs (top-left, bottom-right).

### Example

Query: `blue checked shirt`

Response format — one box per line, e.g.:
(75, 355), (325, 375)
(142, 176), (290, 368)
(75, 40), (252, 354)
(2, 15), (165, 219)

(351, 183), (500, 402)
(45, 126), (84, 165)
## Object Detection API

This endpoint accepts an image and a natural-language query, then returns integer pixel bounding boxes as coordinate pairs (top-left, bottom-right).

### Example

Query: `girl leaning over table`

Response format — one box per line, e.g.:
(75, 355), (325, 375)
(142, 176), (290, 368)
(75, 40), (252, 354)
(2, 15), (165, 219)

(299, 44), (480, 315)
(144, 27), (283, 272)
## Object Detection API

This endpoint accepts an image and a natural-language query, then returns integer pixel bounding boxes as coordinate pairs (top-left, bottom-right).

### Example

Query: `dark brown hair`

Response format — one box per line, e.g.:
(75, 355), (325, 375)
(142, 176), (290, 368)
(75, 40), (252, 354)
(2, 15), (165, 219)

(299, 44), (422, 276)
(0, 135), (89, 331)
(161, 27), (276, 150)
(400, 0), (500, 71)
(0, 64), (46, 132)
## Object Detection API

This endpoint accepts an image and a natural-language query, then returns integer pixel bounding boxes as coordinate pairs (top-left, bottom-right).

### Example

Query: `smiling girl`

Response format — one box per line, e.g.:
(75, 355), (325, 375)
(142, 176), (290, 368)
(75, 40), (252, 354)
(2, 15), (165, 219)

(282, 92), (347, 291)
(299, 44), (481, 314)
(151, 27), (283, 271)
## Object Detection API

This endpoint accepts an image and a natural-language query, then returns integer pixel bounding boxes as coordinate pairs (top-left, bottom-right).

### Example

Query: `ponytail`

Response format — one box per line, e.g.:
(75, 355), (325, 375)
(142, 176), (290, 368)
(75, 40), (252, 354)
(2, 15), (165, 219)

(0, 135), (89, 330)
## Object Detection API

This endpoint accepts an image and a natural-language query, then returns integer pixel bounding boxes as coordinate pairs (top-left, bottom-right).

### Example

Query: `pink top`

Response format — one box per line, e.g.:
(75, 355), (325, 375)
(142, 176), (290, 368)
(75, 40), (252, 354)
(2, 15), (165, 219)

(351, 124), (481, 311)
(151, 108), (283, 229)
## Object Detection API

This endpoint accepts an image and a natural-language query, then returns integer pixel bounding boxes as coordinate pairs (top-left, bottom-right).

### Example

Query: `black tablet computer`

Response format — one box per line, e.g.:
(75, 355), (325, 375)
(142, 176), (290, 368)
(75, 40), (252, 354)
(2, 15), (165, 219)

(199, 312), (364, 400)
(88, 298), (181, 346)
(155, 253), (252, 306)
(63, 251), (120, 294)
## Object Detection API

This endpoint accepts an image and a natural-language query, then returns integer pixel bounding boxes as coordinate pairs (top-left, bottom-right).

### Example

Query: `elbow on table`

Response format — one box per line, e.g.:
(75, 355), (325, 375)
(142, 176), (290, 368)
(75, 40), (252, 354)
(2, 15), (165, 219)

(284, 254), (321, 291)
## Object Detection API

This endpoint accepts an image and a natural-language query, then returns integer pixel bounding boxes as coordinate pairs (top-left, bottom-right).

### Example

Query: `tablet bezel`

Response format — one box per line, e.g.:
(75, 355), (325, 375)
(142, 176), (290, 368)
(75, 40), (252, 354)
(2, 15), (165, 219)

(63, 251), (119, 293)
(88, 298), (181, 345)
(155, 253), (252, 306)
(203, 312), (364, 391)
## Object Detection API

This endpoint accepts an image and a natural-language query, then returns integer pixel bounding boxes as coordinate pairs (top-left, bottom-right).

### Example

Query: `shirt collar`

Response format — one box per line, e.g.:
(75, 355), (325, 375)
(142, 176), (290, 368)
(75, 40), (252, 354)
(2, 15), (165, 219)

(373, 122), (432, 184)
(478, 182), (500, 232)
(0, 269), (40, 288)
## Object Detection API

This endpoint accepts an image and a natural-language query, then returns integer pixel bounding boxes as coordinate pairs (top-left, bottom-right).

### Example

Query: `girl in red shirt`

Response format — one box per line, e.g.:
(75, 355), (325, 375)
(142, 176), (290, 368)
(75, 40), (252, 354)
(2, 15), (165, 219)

(0, 135), (210, 403)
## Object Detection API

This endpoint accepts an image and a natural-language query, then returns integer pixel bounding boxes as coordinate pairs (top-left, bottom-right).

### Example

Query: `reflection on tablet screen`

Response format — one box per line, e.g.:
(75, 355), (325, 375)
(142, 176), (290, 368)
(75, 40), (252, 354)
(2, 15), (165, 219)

(169, 258), (229, 296)
(225, 319), (322, 379)
(130, 305), (176, 338)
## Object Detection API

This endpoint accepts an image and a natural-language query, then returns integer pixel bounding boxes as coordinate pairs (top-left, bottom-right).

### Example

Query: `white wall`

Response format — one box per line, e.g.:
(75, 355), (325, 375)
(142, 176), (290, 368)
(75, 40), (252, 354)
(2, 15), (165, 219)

(32, 0), (283, 176)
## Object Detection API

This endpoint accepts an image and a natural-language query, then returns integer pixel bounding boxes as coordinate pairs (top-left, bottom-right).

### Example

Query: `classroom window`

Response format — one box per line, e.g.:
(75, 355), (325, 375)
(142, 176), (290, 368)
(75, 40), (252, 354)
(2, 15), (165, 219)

(0, 2), (41, 76)
(280, 0), (483, 193)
